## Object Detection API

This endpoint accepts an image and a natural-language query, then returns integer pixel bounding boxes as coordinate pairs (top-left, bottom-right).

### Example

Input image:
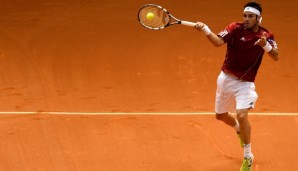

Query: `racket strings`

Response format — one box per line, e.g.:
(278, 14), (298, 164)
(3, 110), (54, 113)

(138, 6), (170, 29)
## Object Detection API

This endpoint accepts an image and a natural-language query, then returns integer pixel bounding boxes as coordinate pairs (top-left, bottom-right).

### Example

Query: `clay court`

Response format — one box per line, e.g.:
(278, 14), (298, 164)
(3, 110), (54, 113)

(0, 0), (297, 170)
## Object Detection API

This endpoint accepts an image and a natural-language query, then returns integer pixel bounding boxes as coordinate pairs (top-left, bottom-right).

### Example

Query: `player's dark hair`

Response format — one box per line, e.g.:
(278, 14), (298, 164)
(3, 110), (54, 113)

(244, 2), (262, 14)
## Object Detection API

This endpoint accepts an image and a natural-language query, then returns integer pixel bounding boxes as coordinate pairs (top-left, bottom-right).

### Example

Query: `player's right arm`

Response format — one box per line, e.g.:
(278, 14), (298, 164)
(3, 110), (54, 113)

(195, 22), (225, 47)
(206, 32), (225, 47)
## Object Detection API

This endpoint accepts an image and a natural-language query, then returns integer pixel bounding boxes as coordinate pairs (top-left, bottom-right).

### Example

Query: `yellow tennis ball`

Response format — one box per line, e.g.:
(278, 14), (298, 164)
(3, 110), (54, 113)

(146, 12), (154, 20)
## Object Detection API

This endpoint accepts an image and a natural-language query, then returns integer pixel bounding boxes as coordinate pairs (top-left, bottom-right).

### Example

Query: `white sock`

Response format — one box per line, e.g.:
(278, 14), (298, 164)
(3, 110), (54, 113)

(234, 119), (240, 132)
(244, 143), (253, 158)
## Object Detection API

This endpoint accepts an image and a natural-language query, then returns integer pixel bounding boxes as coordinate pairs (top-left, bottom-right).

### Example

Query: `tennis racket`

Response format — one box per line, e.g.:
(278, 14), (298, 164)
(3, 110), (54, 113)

(138, 4), (197, 30)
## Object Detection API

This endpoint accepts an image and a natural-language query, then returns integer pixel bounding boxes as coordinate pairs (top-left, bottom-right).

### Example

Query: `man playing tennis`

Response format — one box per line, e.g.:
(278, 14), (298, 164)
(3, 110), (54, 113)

(195, 2), (278, 171)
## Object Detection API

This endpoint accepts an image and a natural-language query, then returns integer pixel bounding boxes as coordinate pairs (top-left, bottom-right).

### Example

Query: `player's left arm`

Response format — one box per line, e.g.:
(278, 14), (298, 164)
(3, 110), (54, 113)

(255, 32), (279, 61)
(194, 22), (225, 47)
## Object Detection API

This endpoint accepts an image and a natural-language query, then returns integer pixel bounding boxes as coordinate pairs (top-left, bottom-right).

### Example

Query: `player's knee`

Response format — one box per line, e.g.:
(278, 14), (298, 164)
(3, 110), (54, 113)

(236, 110), (248, 123)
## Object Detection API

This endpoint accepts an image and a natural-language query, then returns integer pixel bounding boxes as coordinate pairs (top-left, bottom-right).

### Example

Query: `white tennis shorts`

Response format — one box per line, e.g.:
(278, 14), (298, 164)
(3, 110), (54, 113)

(215, 71), (258, 114)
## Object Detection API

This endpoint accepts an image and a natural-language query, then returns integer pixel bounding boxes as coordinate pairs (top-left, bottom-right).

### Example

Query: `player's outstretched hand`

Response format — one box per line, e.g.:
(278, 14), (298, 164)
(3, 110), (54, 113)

(254, 32), (268, 47)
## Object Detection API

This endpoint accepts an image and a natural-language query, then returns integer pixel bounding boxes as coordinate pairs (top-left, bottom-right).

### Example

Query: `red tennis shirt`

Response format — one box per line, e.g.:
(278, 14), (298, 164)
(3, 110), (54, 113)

(218, 22), (278, 82)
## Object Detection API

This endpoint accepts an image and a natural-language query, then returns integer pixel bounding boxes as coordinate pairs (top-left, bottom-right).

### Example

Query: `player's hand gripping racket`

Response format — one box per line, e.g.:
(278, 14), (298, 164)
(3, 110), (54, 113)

(138, 4), (197, 30)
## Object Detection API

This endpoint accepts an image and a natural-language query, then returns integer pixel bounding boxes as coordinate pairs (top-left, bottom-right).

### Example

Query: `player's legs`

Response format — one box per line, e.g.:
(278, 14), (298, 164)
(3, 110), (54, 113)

(235, 82), (257, 164)
(215, 71), (256, 170)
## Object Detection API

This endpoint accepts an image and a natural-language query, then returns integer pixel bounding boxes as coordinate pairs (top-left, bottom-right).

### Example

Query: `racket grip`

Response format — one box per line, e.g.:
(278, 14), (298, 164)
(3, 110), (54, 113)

(181, 21), (197, 27)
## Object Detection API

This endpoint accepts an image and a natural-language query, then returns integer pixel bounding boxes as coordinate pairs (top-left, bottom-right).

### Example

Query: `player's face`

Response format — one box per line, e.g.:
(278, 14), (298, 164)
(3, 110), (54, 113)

(243, 12), (258, 30)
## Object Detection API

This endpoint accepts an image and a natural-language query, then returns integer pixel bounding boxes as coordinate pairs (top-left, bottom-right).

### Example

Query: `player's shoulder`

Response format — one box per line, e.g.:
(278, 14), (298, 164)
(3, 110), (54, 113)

(219, 22), (243, 38)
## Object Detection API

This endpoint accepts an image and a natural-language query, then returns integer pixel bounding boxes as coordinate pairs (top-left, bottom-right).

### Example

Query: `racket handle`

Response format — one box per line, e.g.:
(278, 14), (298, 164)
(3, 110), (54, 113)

(181, 21), (197, 27)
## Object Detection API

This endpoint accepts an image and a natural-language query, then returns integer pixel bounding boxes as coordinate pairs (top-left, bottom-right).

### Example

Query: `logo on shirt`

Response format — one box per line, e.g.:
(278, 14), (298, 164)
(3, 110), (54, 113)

(219, 30), (228, 37)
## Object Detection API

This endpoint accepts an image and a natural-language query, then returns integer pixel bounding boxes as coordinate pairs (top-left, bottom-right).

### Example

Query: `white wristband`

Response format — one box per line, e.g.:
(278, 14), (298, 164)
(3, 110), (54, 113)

(263, 41), (273, 52)
(202, 25), (211, 36)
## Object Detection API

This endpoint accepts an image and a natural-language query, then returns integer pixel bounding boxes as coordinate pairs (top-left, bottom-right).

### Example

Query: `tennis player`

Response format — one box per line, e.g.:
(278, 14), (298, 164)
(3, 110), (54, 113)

(195, 2), (278, 171)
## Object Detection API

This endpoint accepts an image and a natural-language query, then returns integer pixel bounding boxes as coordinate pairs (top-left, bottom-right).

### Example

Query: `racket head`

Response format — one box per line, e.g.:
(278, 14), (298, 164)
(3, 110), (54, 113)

(138, 4), (171, 30)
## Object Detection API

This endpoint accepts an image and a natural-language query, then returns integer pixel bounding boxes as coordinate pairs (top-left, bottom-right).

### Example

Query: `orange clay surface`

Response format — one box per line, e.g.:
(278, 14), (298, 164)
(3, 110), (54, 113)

(0, 0), (298, 170)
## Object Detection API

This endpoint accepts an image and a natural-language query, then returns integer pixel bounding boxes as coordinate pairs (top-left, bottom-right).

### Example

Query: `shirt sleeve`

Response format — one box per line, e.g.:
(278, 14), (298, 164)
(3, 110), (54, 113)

(218, 22), (237, 43)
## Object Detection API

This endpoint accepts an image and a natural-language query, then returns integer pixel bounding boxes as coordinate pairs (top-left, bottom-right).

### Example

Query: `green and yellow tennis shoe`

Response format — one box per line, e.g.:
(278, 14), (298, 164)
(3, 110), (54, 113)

(240, 156), (254, 171)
